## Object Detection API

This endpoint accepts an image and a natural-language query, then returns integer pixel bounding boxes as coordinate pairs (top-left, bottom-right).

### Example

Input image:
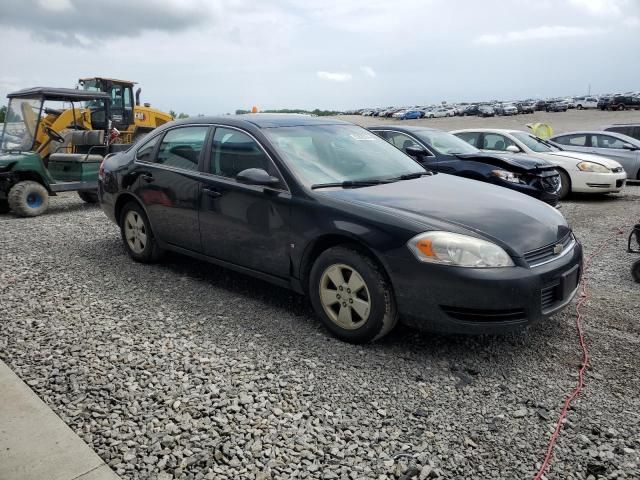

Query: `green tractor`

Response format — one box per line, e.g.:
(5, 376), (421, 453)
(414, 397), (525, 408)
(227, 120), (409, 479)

(0, 87), (127, 217)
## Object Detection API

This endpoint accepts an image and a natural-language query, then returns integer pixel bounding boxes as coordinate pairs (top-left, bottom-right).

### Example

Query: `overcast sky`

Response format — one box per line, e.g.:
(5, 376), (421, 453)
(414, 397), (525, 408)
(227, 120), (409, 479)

(1, 0), (639, 114)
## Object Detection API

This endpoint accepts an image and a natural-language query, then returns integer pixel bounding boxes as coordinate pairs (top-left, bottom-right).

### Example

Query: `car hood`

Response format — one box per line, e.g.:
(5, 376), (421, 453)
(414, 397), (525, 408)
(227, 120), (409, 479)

(322, 174), (569, 255)
(456, 152), (554, 172)
(545, 151), (624, 168)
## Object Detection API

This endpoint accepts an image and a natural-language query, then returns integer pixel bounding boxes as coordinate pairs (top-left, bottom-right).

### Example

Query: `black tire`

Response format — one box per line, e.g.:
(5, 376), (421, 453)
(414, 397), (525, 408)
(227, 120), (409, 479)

(8, 181), (49, 217)
(78, 191), (99, 203)
(577, 104), (583, 110)
(119, 201), (163, 263)
(0, 200), (9, 214)
(558, 170), (571, 200)
(309, 246), (398, 343)
(618, 105), (625, 111)
(632, 260), (640, 283)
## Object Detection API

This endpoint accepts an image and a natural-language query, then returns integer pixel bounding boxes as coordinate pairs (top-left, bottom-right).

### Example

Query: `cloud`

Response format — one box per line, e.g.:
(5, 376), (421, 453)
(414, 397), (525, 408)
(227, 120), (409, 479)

(360, 66), (377, 78)
(567, 0), (629, 16)
(317, 71), (352, 82)
(624, 16), (640, 27)
(475, 25), (607, 44)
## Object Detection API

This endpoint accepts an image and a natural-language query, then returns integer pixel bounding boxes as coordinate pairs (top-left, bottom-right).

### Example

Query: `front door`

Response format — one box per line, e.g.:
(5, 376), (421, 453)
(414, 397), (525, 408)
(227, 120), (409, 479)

(198, 127), (291, 278)
(133, 125), (209, 252)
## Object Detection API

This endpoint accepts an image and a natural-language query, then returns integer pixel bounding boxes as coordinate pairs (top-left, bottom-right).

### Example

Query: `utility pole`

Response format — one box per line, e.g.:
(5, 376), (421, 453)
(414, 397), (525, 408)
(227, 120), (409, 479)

(588, 83), (591, 95)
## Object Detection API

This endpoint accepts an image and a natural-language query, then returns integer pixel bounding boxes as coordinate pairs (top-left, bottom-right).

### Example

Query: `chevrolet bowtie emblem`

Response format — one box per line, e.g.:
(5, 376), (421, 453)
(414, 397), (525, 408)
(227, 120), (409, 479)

(553, 244), (564, 255)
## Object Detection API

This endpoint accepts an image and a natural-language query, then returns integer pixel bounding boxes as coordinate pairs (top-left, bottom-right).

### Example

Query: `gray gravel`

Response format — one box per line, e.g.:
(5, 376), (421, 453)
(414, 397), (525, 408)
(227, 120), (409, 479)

(1, 187), (639, 480)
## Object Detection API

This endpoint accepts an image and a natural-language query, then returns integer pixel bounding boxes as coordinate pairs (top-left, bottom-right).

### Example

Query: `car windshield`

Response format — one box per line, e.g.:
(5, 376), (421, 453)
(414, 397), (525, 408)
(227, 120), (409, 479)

(0, 97), (42, 151)
(414, 130), (479, 155)
(264, 124), (425, 186)
(511, 132), (560, 153)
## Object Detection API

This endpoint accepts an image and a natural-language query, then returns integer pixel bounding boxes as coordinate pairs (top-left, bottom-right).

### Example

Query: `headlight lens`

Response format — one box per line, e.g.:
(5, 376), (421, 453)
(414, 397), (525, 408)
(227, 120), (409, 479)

(491, 170), (525, 184)
(577, 161), (610, 173)
(407, 231), (515, 268)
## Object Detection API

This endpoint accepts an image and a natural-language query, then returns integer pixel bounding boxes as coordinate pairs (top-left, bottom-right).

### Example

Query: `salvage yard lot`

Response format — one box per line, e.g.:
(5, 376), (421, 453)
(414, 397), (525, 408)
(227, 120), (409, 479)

(1, 159), (640, 477)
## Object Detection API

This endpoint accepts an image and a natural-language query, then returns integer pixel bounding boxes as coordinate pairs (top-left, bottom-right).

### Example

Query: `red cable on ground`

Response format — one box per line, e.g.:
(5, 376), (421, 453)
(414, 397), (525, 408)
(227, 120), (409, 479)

(532, 226), (628, 480)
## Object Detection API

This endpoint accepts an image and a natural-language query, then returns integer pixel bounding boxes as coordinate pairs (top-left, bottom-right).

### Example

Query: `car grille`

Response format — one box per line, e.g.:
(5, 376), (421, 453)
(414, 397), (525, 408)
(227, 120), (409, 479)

(441, 306), (526, 322)
(616, 179), (625, 187)
(541, 281), (561, 310)
(524, 233), (575, 267)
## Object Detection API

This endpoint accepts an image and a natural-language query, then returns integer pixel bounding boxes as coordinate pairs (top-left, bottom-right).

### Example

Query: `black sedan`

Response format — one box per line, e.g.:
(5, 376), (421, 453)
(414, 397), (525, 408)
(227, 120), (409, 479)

(99, 115), (582, 343)
(368, 126), (561, 206)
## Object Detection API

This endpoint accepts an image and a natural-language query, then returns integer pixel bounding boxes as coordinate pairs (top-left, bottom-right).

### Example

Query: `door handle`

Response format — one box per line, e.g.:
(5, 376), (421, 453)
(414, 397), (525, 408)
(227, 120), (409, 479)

(140, 173), (154, 183)
(202, 187), (222, 198)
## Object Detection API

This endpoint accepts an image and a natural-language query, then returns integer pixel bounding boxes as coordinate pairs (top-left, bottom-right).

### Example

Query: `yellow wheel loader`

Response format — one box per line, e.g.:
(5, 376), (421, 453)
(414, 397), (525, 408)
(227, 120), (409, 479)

(24, 77), (172, 159)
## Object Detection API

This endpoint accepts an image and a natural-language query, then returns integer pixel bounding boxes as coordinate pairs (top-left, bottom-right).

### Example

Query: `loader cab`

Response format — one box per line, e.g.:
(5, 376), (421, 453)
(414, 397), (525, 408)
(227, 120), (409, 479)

(79, 77), (135, 131)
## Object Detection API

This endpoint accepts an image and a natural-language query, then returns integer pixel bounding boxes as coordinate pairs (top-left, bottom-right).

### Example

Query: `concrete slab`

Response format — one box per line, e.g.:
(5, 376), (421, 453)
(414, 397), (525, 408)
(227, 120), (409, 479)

(0, 360), (120, 480)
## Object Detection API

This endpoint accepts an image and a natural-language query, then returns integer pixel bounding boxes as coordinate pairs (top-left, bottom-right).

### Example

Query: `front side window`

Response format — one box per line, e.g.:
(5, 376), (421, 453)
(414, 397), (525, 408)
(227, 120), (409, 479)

(454, 131), (481, 148)
(210, 128), (281, 183)
(156, 126), (208, 170)
(384, 132), (421, 154)
(555, 134), (587, 146)
(483, 133), (515, 151)
(264, 124), (425, 186)
(594, 135), (628, 150)
(136, 135), (160, 162)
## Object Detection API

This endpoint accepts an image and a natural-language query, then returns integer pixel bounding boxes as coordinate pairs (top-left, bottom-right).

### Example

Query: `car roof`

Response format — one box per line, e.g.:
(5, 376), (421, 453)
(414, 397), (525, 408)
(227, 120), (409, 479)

(368, 125), (438, 133)
(168, 114), (350, 129)
(7, 87), (111, 102)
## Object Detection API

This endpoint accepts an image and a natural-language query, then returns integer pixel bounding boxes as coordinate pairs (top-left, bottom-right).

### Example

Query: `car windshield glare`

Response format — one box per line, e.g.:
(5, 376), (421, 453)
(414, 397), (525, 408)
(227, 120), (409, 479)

(415, 130), (479, 155)
(265, 125), (425, 186)
(1, 97), (42, 151)
(511, 132), (559, 153)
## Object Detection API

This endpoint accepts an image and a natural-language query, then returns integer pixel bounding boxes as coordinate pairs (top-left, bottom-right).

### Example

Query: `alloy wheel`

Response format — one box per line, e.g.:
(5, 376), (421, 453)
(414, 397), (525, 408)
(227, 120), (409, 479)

(124, 210), (147, 254)
(319, 263), (371, 329)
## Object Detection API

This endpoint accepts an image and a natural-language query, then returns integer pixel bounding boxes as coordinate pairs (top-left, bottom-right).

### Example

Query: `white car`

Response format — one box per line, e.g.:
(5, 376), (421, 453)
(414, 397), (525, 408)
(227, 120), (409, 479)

(451, 128), (627, 199)
(426, 108), (451, 118)
(573, 96), (599, 110)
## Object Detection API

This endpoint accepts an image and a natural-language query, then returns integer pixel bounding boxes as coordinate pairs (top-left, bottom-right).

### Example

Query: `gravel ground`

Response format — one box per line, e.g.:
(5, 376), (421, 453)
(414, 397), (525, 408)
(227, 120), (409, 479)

(1, 186), (639, 480)
(338, 109), (640, 134)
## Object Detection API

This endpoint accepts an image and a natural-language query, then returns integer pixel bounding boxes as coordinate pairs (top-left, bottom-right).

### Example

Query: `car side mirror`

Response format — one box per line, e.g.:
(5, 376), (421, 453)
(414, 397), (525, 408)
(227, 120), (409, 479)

(405, 145), (427, 158)
(506, 145), (520, 153)
(236, 168), (281, 187)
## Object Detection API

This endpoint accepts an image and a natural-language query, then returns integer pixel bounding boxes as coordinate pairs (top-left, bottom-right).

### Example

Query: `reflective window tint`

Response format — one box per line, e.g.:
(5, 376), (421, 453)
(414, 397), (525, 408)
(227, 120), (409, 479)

(210, 128), (273, 179)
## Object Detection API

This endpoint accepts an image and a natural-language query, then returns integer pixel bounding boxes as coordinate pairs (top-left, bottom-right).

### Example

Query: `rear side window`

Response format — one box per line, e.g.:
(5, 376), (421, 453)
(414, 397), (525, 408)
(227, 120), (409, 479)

(156, 126), (209, 171)
(136, 135), (160, 162)
(605, 126), (634, 137)
(555, 134), (587, 146)
(455, 132), (481, 147)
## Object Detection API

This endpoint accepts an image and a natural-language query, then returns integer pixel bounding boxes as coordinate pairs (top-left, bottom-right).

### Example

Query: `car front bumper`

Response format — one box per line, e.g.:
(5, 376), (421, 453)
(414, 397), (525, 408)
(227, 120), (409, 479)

(571, 171), (627, 193)
(385, 239), (583, 334)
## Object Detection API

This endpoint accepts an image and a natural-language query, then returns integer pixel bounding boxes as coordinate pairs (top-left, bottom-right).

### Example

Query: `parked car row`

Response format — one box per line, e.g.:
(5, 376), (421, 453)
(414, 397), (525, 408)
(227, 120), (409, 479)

(98, 114), (591, 344)
(346, 91), (640, 119)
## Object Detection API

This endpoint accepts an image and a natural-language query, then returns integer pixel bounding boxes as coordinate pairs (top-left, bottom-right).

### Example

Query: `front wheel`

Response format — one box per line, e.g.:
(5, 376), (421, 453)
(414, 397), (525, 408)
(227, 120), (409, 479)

(8, 181), (49, 217)
(558, 170), (571, 199)
(309, 246), (398, 343)
(78, 191), (99, 203)
(119, 202), (163, 263)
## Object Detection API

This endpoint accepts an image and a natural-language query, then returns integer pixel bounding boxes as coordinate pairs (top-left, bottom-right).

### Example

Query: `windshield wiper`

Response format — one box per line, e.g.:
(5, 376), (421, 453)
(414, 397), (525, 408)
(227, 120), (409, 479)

(392, 171), (435, 180)
(311, 179), (392, 189)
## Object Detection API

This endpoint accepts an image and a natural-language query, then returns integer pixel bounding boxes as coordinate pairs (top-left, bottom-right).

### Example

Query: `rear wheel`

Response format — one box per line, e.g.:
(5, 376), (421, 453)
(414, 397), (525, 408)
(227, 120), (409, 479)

(558, 170), (571, 200)
(309, 246), (398, 343)
(119, 202), (163, 263)
(8, 181), (49, 217)
(78, 191), (99, 203)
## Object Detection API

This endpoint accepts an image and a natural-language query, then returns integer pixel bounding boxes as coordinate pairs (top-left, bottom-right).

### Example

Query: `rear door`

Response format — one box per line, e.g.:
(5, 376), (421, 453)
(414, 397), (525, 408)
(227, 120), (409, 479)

(134, 125), (209, 252)
(198, 126), (291, 277)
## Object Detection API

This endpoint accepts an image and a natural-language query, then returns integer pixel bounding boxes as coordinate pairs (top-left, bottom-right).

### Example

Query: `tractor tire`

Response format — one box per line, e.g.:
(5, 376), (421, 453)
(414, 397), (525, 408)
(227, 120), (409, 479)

(8, 181), (49, 217)
(78, 191), (99, 203)
(0, 200), (10, 214)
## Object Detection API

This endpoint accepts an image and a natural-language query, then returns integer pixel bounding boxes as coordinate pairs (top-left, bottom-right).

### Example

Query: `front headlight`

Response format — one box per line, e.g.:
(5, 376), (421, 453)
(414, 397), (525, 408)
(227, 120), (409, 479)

(491, 170), (525, 184)
(407, 231), (515, 268)
(577, 161), (610, 173)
